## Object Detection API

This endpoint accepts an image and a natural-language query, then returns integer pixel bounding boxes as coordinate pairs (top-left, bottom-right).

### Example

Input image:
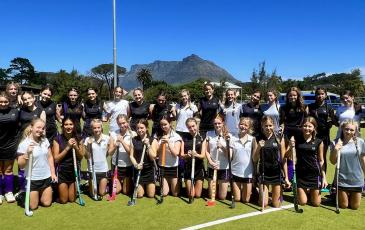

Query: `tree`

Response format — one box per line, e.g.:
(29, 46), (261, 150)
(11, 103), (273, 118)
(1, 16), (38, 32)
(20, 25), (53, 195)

(90, 64), (126, 99)
(6, 57), (36, 84)
(0, 68), (8, 84)
(136, 68), (153, 90)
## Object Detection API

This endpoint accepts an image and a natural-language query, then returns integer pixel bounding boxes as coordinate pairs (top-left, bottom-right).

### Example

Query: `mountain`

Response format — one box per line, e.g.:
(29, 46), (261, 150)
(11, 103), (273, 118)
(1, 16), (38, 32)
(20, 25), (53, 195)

(119, 54), (239, 89)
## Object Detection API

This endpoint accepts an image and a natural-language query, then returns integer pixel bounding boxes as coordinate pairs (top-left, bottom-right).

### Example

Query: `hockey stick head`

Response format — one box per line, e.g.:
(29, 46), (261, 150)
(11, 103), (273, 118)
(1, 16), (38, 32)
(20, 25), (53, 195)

(206, 200), (216, 206)
(127, 200), (136, 206)
(335, 209), (340, 214)
(25, 210), (33, 217)
(79, 198), (85, 206)
(106, 194), (116, 201)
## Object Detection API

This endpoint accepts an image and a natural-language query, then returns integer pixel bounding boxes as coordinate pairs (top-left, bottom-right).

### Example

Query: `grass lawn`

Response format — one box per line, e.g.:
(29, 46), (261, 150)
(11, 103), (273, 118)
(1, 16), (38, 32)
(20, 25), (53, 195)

(0, 126), (364, 230)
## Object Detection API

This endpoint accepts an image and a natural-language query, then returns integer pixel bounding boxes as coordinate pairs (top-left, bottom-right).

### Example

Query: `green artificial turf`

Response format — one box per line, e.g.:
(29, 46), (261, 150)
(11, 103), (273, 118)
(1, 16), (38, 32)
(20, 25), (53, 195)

(0, 126), (364, 230)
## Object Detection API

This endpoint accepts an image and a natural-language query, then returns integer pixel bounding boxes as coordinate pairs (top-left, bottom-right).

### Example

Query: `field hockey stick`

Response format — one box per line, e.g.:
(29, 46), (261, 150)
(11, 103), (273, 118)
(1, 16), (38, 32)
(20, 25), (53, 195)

(107, 145), (119, 201)
(73, 148), (85, 206)
(291, 137), (303, 213)
(25, 152), (33, 217)
(207, 135), (221, 207)
(226, 135), (235, 209)
(128, 144), (147, 206)
(189, 136), (196, 204)
(261, 142), (265, 212)
(89, 140), (101, 201)
(335, 140), (342, 214)
(157, 140), (167, 205)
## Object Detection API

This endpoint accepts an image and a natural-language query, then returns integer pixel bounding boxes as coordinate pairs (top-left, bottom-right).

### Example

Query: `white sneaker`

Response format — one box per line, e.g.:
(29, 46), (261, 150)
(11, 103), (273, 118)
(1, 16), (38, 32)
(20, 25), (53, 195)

(0, 195), (4, 205)
(5, 192), (16, 203)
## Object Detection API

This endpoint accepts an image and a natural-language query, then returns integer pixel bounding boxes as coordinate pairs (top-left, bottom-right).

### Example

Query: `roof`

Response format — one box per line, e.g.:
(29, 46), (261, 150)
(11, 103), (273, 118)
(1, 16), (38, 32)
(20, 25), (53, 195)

(210, 81), (241, 89)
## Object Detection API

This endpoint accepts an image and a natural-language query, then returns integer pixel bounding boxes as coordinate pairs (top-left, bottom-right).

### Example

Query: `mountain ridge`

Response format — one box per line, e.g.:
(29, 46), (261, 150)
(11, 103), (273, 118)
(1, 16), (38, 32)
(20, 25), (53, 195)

(119, 54), (239, 89)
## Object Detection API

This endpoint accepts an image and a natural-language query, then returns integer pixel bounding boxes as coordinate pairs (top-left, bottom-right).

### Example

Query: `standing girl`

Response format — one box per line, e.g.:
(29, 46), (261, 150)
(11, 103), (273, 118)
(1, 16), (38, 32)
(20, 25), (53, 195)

(17, 119), (57, 210)
(103, 86), (129, 133)
(56, 88), (83, 134)
(53, 118), (84, 203)
(36, 85), (58, 144)
(290, 117), (327, 207)
(84, 119), (115, 197)
(172, 89), (198, 140)
(181, 118), (205, 200)
(18, 91), (46, 194)
(204, 114), (231, 200)
(231, 117), (257, 203)
(129, 119), (156, 198)
(240, 90), (263, 137)
(82, 88), (103, 138)
(110, 115), (133, 195)
(279, 87), (308, 182)
(261, 89), (281, 136)
(5, 82), (22, 108)
(151, 116), (182, 197)
(254, 116), (287, 208)
(150, 91), (173, 137)
(330, 120), (365, 210)
(128, 88), (150, 131)
(335, 90), (362, 138)
(222, 89), (241, 137)
(0, 92), (20, 203)
(308, 88), (337, 172)
(198, 83), (221, 139)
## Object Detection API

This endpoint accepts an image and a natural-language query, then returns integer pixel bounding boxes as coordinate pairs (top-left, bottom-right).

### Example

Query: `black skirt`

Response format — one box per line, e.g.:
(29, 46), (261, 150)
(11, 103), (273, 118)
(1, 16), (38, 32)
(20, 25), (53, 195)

(159, 166), (178, 178)
(207, 168), (230, 181)
(134, 166), (155, 184)
(297, 174), (321, 190)
(31, 177), (52, 191)
(111, 165), (133, 179)
(184, 164), (205, 181)
(58, 165), (75, 184)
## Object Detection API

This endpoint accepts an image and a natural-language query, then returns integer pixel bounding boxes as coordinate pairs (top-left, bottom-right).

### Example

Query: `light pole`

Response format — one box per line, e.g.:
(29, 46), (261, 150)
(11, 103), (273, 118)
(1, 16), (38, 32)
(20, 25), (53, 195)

(113, 0), (117, 88)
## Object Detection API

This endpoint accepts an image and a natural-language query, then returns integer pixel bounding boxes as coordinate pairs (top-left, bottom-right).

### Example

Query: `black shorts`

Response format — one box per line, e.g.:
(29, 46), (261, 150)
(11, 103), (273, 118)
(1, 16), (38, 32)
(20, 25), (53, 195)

(30, 177), (52, 192)
(207, 168), (230, 181)
(58, 166), (75, 184)
(134, 166), (155, 184)
(184, 165), (205, 181)
(338, 186), (363, 193)
(111, 165), (133, 179)
(232, 175), (253, 183)
(159, 166), (178, 178)
(297, 175), (321, 190)
(95, 172), (108, 185)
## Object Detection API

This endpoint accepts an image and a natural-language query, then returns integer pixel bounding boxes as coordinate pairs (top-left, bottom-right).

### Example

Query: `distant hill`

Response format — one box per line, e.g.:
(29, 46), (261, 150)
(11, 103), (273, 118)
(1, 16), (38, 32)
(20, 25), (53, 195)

(119, 54), (239, 89)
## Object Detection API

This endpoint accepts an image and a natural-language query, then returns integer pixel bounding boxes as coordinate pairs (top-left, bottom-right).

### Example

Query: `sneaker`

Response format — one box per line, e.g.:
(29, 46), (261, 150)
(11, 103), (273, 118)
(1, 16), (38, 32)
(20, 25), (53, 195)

(0, 195), (4, 205)
(5, 192), (16, 203)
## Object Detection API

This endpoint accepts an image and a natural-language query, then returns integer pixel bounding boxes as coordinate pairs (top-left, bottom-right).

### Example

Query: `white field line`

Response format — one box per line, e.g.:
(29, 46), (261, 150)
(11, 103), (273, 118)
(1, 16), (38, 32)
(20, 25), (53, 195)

(181, 204), (294, 230)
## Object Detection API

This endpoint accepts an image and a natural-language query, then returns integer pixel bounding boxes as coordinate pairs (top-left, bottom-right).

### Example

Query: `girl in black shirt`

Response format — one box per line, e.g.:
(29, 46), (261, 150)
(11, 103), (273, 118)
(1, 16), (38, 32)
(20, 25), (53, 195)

(53, 118), (84, 203)
(128, 88), (150, 131)
(129, 119), (156, 198)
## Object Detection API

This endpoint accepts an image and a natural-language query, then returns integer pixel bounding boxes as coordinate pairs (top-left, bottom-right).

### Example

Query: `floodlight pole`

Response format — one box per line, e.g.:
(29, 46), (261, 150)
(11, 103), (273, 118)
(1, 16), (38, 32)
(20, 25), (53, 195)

(113, 0), (117, 88)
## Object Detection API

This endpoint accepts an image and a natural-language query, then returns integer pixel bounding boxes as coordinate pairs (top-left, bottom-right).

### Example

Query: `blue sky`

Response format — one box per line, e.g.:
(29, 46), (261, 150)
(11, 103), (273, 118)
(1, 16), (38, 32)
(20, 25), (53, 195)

(1, 0), (364, 82)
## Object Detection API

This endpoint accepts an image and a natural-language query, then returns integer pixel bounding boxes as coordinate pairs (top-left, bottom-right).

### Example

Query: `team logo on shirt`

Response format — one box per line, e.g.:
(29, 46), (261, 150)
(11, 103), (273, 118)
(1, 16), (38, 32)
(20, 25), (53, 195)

(312, 147), (316, 150)
(272, 142), (278, 147)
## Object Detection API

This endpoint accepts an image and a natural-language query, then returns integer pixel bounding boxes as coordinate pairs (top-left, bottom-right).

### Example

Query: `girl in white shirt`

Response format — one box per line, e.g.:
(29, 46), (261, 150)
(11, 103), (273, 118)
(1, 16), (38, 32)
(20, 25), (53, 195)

(261, 89), (281, 136)
(17, 118), (57, 211)
(231, 117), (257, 203)
(336, 90), (362, 137)
(172, 89), (198, 139)
(110, 114), (133, 195)
(104, 87), (129, 133)
(222, 89), (241, 137)
(84, 119), (115, 197)
(204, 114), (232, 200)
(151, 116), (182, 197)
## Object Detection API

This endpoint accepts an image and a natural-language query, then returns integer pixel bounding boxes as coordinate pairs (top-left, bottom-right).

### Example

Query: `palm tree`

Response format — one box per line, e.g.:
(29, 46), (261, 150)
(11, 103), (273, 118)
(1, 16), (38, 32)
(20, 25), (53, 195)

(136, 68), (153, 90)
